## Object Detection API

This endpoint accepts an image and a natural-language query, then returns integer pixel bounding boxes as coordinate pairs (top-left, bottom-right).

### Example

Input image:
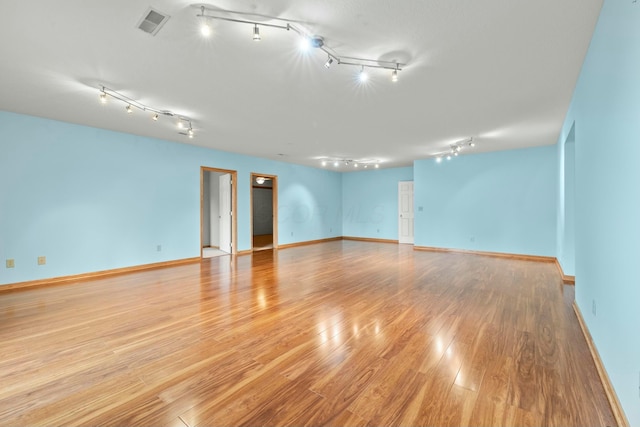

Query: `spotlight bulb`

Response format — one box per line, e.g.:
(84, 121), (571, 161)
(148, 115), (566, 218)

(447, 155), (452, 160)
(299, 37), (311, 52)
(435, 157), (442, 163)
(187, 128), (194, 138)
(152, 114), (159, 121)
(469, 140), (475, 147)
(333, 161), (339, 167)
(375, 164), (379, 169)
(321, 160), (327, 167)
(391, 69), (398, 82)
(126, 104), (133, 113)
(359, 67), (368, 83)
(99, 92), (107, 104)
(253, 24), (261, 41)
(201, 22), (212, 37)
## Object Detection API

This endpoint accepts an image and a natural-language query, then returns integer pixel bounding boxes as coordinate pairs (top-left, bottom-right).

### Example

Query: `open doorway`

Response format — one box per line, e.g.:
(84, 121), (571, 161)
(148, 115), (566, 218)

(201, 167), (237, 258)
(250, 173), (278, 251)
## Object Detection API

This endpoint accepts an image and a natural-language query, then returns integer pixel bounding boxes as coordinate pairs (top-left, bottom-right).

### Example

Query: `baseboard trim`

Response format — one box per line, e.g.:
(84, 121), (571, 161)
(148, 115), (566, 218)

(573, 302), (629, 427)
(236, 249), (253, 256)
(413, 246), (556, 263)
(342, 236), (399, 244)
(0, 257), (200, 293)
(278, 237), (342, 250)
(555, 259), (576, 284)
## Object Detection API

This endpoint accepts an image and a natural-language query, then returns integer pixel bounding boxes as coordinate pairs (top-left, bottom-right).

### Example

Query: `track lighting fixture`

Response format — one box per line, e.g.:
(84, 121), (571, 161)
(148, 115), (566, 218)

(433, 138), (476, 163)
(320, 158), (382, 169)
(195, 5), (405, 83)
(98, 85), (196, 138)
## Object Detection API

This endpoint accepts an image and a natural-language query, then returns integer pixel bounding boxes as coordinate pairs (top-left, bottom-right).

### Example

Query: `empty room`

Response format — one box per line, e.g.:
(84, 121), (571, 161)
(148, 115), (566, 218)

(0, 1), (638, 426)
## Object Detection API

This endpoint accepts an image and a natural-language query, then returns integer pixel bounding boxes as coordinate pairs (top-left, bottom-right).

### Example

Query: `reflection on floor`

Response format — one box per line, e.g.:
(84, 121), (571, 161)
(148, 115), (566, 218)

(253, 234), (273, 251)
(202, 247), (229, 258)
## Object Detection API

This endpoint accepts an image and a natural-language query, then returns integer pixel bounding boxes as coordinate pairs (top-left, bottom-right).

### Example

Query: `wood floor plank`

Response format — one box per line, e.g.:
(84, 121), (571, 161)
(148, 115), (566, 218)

(0, 241), (617, 426)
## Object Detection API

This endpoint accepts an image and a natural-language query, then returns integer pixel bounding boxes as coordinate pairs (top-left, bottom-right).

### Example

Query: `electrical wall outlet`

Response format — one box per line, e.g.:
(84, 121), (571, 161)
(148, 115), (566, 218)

(6, 259), (15, 268)
(37, 256), (46, 265)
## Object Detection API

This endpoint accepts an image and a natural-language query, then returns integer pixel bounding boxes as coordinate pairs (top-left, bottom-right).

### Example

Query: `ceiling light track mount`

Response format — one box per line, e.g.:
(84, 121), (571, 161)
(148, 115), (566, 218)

(196, 5), (405, 80)
(98, 85), (196, 138)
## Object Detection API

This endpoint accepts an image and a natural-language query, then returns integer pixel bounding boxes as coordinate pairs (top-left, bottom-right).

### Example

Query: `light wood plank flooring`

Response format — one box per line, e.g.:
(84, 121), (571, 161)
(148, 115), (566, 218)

(0, 241), (616, 426)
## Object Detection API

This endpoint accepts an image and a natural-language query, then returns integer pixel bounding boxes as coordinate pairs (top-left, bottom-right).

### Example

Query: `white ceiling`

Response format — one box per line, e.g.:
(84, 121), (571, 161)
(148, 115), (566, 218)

(0, 0), (602, 170)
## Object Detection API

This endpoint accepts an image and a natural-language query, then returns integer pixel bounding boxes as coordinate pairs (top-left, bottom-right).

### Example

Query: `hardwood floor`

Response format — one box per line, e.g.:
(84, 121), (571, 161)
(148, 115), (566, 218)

(253, 234), (274, 250)
(0, 241), (616, 426)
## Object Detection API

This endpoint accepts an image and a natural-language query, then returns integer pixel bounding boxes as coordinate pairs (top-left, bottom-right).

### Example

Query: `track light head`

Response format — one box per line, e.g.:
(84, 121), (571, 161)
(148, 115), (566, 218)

(358, 67), (368, 83)
(253, 24), (261, 41)
(469, 138), (475, 147)
(199, 6), (212, 37)
(99, 92), (107, 104)
(324, 56), (334, 69)
(391, 69), (398, 82)
(310, 36), (324, 48)
(126, 104), (133, 113)
(152, 114), (159, 121)
(187, 128), (194, 138)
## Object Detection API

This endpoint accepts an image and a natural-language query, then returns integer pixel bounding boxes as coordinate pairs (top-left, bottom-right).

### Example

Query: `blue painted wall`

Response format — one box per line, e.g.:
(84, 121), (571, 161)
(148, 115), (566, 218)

(414, 146), (557, 256)
(559, 1), (640, 423)
(342, 167), (414, 240)
(0, 111), (342, 285)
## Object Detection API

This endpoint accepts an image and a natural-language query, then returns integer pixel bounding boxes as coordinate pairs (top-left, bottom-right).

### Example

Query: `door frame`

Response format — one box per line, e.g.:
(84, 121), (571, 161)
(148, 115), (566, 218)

(200, 167), (238, 257)
(250, 173), (278, 250)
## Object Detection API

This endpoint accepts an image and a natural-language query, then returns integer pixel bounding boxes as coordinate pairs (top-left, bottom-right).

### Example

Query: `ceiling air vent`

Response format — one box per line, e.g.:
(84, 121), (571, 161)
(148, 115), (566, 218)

(136, 7), (170, 36)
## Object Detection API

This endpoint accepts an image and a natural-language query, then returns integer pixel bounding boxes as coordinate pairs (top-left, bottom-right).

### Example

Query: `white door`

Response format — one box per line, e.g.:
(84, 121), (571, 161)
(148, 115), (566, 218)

(219, 174), (232, 253)
(398, 181), (414, 244)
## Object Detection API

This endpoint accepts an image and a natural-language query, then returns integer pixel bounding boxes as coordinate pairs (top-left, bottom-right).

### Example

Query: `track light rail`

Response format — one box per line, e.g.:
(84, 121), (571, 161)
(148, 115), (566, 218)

(196, 6), (406, 78)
